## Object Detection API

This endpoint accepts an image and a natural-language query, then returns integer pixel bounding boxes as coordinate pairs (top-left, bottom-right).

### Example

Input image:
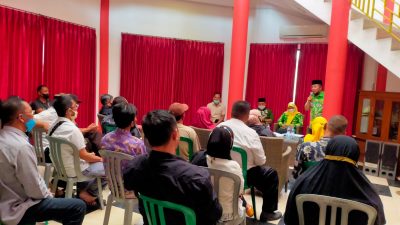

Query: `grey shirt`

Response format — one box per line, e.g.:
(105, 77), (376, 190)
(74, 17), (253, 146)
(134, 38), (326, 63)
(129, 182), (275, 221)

(0, 126), (51, 225)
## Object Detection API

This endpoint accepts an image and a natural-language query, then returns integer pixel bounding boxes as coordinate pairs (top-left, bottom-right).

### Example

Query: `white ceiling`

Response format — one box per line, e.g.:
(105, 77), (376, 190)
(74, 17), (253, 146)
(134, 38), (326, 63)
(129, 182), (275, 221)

(178, 0), (322, 23)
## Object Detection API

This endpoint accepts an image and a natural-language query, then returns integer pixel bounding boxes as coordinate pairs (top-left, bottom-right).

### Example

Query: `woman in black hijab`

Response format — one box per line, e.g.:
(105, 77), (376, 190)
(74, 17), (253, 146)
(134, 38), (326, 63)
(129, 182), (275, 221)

(284, 135), (385, 225)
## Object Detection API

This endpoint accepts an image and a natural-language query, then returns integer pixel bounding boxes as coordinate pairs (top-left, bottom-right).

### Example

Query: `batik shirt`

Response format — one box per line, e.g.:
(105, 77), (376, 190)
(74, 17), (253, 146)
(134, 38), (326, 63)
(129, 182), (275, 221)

(310, 91), (324, 121)
(258, 108), (274, 125)
(293, 137), (331, 178)
(101, 128), (147, 170)
(278, 113), (304, 128)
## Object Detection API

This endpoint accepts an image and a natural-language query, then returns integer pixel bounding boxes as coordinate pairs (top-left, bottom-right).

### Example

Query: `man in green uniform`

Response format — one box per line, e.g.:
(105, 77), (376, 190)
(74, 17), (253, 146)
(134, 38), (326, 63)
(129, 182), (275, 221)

(257, 97), (274, 126)
(305, 80), (324, 124)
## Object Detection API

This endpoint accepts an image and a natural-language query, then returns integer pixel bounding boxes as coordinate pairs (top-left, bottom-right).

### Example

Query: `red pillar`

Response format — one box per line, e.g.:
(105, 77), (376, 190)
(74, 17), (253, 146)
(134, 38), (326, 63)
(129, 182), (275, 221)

(376, 64), (388, 91)
(100, 0), (109, 100)
(226, 0), (250, 119)
(323, 0), (350, 119)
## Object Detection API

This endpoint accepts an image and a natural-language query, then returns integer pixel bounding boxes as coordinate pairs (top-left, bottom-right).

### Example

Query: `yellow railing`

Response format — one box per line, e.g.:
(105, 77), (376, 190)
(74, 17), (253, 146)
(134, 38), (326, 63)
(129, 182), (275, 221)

(352, 0), (400, 43)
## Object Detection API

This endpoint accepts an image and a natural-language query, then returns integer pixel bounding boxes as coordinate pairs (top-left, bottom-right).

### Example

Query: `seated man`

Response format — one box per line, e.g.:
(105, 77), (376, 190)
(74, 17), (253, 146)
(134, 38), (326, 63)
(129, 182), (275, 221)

(168, 102), (200, 160)
(51, 95), (106, 205)
(101, 102), (147, 170)
(293, 115), (347, 178)
(31, 84), (51, 114)
(99, 94), (113, 116)
(248, 109), (275, 137)
(276, 102), (303, 134)
(123, 110), (222, 225)
(0, 98), (86, 225)
(101, 96), (142, 138)
(219, 101), (282, 222)
(285, 136), (385, 225)
(256, 97), (273, 126)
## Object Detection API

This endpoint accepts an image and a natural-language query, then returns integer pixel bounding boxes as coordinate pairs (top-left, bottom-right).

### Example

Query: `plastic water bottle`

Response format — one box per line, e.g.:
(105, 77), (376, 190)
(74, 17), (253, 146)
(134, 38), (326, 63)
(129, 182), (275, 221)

(287, 126), (293, 140)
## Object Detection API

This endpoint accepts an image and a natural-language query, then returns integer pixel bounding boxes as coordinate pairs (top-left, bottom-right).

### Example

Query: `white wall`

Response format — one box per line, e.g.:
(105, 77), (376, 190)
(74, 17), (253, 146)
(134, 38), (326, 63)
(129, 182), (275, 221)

(386, 71), (400, 92)
(109, 0), (233, 104)
(362, 54), (378, 91)
(0, 0), (101, 111)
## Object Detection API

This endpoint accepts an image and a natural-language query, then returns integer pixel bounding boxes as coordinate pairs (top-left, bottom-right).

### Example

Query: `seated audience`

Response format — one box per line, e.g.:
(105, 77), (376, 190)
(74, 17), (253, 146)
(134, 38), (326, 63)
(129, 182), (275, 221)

(248, 109), (275, 137)
(31, 84), (51, 114)
(207, 92), (226, 124)
(256, 97), (274, 126)
(192, 126), (248, 221)
(0, 98), (86, 225)
(123, 110), (222, 225)
(99, 94), (113, 116)
(51, 95), (106, 206)
(101, 96), (142, 138)
(193, 106), (216, 130)
(284, 136), (386, 225)
(218, 101), (282, 221)
(293, 115), (347, 178)
(304, 116), (327, 142)
(276, 102), (303, 134)
(101, 102), (146, 170)
(168, 102), (200, 161)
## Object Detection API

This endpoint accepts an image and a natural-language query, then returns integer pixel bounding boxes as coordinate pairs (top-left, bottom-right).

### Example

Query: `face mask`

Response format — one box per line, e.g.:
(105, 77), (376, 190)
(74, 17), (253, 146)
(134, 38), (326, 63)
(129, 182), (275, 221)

(288, 109), (295, 113)
(25, 119), (36, 133)
(213, 100), (220, 105)
(258, 106), (266, 110)
(42, 94), (50, 99)
(71, 110), (78, 122)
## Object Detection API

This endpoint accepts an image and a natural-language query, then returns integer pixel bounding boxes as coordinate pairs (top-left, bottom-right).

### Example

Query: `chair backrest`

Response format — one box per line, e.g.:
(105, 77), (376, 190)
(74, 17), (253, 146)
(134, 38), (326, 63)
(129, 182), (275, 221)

(231, 146), (249, 189)
(139, 193), (196, 225)
(46, 136), (86, 180)
(97, 113), (106, 123)
(279, 146), (292, 192)
(32, 127), (47, 165)
(99, 150), (134, 201)
(204, 167), (241, 221)
(191, 126), (211, 149)
(296, 194), (377, 225)
(260, 137), (284, 172)
(283, 139), (300, 167)
(176, 136), (194, 161)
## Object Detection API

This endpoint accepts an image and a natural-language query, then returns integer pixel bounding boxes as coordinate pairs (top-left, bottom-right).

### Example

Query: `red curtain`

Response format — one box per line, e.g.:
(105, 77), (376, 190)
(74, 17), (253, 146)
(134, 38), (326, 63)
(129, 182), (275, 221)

(0, 6), (43, 101)
(295, 44), (328, 132)
(43, 18), (96, 127)
(296, 43), (363, 134)
(342, 44), (364, 134)
(120, 34), (224, 125)
(245, 44), (298, 123)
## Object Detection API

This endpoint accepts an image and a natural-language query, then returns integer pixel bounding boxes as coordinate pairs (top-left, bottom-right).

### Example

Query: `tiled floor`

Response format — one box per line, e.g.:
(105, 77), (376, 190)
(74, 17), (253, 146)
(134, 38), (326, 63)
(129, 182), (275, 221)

(44, 171), (400, 225)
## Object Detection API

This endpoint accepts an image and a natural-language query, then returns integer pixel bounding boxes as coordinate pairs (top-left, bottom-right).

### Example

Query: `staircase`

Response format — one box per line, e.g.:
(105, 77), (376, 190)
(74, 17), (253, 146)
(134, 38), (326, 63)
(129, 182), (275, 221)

(294, 0), (400, 76)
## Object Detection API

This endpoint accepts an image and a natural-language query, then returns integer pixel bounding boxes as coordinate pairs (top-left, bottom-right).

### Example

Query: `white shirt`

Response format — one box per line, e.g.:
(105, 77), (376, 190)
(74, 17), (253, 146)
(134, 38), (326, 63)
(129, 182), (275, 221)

(34, 107), (58, 149)
(218, 118), (266, 169)
(0, 126), (51, 225)
(206, 156), (244, 221)
(48, 117), (88, 177)
(207, 102), (226, 123)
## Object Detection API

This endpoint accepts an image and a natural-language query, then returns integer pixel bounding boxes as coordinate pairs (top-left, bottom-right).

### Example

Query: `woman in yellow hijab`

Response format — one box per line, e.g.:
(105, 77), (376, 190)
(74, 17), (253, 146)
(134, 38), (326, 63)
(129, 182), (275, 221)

(304, 117), (328, 142)
(277, 102), (304, 133)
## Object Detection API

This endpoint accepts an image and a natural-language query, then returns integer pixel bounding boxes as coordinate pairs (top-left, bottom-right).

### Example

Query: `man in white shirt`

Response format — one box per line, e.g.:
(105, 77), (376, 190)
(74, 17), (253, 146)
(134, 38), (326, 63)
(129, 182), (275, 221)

(168, 102), (200, 161)
(218, 101), (282, 222)
(0, 97), (86, 225)
(51, 94), (106, 205)
(207, 92), (226, 124)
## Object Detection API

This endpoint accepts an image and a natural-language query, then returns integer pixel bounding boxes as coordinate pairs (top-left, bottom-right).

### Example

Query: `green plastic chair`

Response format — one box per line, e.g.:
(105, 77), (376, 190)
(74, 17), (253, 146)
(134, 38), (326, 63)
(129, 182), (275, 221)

(139, 193), (196, 225)
(176, 136), (194, 161)
(232, 146), (257, 220)
(103, 123), (117, 134)
(303, 161), (319, 170)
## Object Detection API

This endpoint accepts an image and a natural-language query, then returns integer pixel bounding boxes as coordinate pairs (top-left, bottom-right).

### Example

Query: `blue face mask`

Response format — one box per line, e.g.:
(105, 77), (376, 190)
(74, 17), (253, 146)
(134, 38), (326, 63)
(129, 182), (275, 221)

(25, 119), (36, 133)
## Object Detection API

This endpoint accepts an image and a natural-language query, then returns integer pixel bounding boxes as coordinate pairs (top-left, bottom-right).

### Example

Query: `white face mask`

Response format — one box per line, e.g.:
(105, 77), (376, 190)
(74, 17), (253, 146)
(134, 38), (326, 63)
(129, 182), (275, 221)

(71, 110), (78, 122)
(258, 106), (266, 110)
(288, 109), (295, 113)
